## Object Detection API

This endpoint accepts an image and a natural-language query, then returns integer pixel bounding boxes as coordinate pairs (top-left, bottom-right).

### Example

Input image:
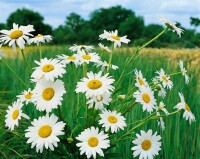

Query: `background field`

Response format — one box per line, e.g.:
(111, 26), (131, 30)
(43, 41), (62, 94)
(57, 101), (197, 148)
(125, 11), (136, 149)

(0, 46), (199, 159)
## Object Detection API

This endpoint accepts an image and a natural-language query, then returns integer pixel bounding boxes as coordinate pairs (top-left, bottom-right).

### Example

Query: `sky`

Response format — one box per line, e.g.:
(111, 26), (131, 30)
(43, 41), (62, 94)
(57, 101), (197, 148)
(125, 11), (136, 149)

(0, 0), (200, 30)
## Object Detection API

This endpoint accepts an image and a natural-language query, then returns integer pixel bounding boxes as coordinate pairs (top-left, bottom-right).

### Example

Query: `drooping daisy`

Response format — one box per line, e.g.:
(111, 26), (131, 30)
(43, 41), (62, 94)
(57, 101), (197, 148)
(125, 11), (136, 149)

(156, 68), (173, 90)
(31, 58), (66, 81)
(133, 86), (157, 113)
(29, 34), (53, 46)
(78, 51), (100, 65)
(32, 79), (66, 113)
(69, 44), (94, 53)
(132, 129), (161, 159)
(17, 88), (34, 104)
(99, 110), (126, 133)
(152, 77), (166, 98)
(178, 60), (190, 84)
(76, 127), (110, 159)
(75, 71), (114, 98)
(159, 17), (184, 37)
(157, 111), (166, 131)
(157, 102), (169, 115)
(99, 30), (130, 48)
(25, 114), (66, 153)
(0, 23), (35, 49)
(95, 61), (118, 71)
(5, 100), (29, 131)
(174, 93), (195, 124)
(57, 54), (80, 67)
(98, 43), (111, 52)
(87, 93), (112, 110)
(156, 102), (168, 131)
(134, 69), (148, 88)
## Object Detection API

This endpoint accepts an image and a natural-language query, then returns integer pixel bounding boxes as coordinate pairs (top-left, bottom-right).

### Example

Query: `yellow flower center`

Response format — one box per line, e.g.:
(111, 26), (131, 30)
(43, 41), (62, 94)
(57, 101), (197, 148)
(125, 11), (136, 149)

(42, 64), (54, 72)
(87, 80), (102, 90)
(9, 30), (23, 39)
(12, 109), (19, 120)
(82, 55), (91, 60)
(34, 34), (43, 38)
(185, 103), (191, 112)
(141, 140), (152, 151)
(38, 125), (52, 138)
(108, 115), (118, 123)
(96, 95), (103, 102)
(111, 35), (120, 40)
(88, 137), (99, 147)
(25, 92), (33, 99)
(162, 76), (168, 83)
(42, 88), (55, 101)
(142, 94), (150, 103)
(67, 56), (76, 60)
(138, 77), (144, 85)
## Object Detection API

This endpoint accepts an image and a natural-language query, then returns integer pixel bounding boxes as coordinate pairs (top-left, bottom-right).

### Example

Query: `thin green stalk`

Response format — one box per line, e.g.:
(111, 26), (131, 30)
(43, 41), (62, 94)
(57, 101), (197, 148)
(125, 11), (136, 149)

(169, 71), (182, 76)
(0, 60), (28, 88)
(138, 27), (168, 51)
(21, 49), (31, 72)
(107, 43), (114, 72)
(122, 102), (138, 115)
(83, 63), (87, 77)
(39, 43), (42, 59)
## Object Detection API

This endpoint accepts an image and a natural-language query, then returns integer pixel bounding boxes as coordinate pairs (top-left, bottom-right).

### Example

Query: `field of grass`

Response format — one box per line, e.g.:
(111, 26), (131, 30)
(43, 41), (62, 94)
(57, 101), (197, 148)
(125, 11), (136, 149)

(0, 46), (199, 159)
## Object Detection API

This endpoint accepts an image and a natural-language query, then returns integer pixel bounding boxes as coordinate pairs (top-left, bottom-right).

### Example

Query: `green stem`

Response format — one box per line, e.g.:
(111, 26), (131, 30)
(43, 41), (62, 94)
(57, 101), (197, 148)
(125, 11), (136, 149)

(21, 49), (31, 72)
(39, 43), (42, 59)
(122, 102), (138, 115)
(169, 71), (182, 76)
(138, 27), (168, 51)
(83, 63), (87, 77)
(107, 43), (114, 72)
(0, 60), (28, 88)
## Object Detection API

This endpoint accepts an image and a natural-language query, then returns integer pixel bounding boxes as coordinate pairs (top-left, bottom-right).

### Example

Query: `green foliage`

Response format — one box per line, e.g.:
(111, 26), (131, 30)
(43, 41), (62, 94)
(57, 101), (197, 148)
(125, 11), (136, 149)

(7, 8), (52, 35)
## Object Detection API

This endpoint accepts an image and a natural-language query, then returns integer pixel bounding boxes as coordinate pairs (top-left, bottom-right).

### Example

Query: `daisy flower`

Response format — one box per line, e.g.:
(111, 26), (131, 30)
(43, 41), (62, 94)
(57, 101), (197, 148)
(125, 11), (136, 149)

(0, 23), (35, 49)
(132, 129), (161, 159)
(133, 86), (157, 113)
(57, 54), (80, 67)
(29, 34), (52, 46)
(157, 112), (166, 131)
(69, 44), (94, 53)
(152, 77), (166, 98)
(98, 43), (111, 52)
(96, 61), (118, 71)
(178, 60), (190, 84)
(75, 71), (114, 98)
(156, 68), (173, 90)
(32, 79), (66, 113)
(99, 110), (126, 133)
(76, 127), (110, 159)
(31, 58), (66, 81)
(87, 93), (112, 110)
(78, 51), (100, 65)
(174, 93), (195, 124)
(134, 69), (148, 88)
(5, 100), (29, 131)
(99, 30), (130, 48)
(25, 114), (65, 153)
(159, 17), (184, 37)
(17, 88), (33, 104)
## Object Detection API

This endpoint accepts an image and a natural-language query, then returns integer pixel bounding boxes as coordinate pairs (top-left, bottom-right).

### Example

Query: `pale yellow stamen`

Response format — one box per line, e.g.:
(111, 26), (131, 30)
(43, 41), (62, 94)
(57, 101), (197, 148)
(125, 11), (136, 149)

(162, 76), (168, 83)
(88, 137), (99, 147)
(34, 34), (43, 38)
(108, 115), (118, 123)
(87, 80), (102, 90)
(25, 92), (33, 99)
(42, 88), (55, 101)
(38, 125), (52, 138)
(82, 55), (91, 60)
(138, 77), (145, 85)
(141, 140), (152, 150)
(12, 109), (19, 120)
(185, 103), (191, 112)
(10, 30), (23, 39)
(142, 94), (150, 103)
(111, 35), (120, 40)
(42, 64), (54, 72)
(67, 56), (76, 60)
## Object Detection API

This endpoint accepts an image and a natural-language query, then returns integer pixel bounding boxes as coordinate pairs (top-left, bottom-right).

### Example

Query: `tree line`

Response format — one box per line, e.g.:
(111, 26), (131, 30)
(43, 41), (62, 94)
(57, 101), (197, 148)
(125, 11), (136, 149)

(0, 6), (200, 48)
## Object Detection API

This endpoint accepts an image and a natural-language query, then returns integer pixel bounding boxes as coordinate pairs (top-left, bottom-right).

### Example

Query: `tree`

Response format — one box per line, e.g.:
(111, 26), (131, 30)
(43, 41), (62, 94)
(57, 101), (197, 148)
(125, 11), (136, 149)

(7, 8), (52, 35)
(89, 6), (134, 34)
(190, 17), (200, 27)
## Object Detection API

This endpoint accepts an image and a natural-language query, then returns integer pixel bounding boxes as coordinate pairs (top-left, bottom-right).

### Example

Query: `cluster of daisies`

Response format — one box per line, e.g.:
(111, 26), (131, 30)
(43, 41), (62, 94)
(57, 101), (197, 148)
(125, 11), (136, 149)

(1, 17), (196, 159)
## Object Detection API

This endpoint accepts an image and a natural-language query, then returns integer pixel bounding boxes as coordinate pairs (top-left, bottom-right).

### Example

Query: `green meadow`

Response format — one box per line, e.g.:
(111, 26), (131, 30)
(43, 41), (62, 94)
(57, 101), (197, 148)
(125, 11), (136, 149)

(0, 46), (199, 159)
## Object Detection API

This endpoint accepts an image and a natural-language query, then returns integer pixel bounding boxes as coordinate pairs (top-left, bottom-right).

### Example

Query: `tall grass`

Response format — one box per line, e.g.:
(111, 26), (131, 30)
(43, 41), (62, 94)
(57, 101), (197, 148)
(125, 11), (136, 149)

(0, 46), (199, 159)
